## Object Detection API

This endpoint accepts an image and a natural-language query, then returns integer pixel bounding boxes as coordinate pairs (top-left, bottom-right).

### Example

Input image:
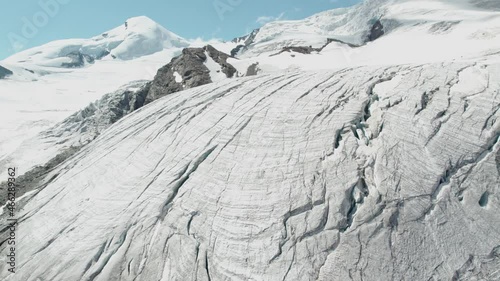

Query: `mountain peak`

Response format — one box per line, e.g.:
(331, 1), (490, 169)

(123, 16), (164, 31)
(4, 15), (189, 67)
(96, 16), (189, 60)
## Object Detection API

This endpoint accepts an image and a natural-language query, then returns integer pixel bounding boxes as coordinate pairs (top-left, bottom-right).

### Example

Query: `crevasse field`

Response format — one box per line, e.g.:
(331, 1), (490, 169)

(0, 0), (499, 280)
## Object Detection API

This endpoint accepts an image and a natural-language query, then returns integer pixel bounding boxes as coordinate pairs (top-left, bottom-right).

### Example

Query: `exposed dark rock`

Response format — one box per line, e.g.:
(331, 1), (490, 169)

(325, 38), (360, 48)
(246, 63), (260, 76)
(271, 46), (320, 57)
(61, 51), (96, 68)
(367, 20), (385, 42)
(231, 45), (245, 57)
(231, 28), (260, 57)
(0, 65), (13, 79)
(146, 48), (210, 103)
(272, 38), (360, 57)
(146, 45), (236, 103)
(231, 29), (259, 44)
(205, 45), (237, 78)
(283, 46), (317, 54)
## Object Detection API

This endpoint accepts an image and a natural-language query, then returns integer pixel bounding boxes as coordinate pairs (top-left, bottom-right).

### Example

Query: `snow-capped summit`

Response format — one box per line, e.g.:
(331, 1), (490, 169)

(3, 16), (189, 67)
(98, 16), (189, 60)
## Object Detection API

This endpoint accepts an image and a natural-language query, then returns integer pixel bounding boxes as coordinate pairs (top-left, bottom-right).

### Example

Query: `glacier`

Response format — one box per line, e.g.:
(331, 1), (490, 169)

(0, 61), (499, 280)
(0, 0), (499, 280)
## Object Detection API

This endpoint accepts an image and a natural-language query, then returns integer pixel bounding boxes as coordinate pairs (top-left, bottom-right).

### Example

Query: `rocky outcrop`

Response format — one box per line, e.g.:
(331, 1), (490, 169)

(272, 38), (360, 57)
(231, 28), (260, 57)
(0, 65), (13, 79)
(325, 38), (360, 48)
(367, 19), (385, 42)
(205, 45), (237, 78)
(146, 48), (210, 103)
(274, 46), (319, 56)
(146, 45), (236, 103)
(246, 62), (260, 76)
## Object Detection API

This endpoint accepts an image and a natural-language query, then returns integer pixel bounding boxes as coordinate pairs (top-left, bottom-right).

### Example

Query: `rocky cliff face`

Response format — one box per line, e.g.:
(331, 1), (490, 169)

(146, 45), (236, 103)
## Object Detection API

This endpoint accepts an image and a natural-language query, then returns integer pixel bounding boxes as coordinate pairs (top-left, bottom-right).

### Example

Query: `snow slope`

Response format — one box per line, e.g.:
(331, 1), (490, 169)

(1, 60), (499, 281)
(239, 0), (500, 63)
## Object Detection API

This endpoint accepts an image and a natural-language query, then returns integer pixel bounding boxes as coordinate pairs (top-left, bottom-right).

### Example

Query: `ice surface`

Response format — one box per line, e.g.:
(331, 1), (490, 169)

(4, 16), (189, 66)
(0, 61), (499, 280)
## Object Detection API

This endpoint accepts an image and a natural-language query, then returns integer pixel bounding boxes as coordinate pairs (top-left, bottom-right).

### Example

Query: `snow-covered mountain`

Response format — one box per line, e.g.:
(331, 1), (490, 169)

(3, 16), (189, 67)
(0, 0), (499, 280)
(236, 0), (500, 64)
